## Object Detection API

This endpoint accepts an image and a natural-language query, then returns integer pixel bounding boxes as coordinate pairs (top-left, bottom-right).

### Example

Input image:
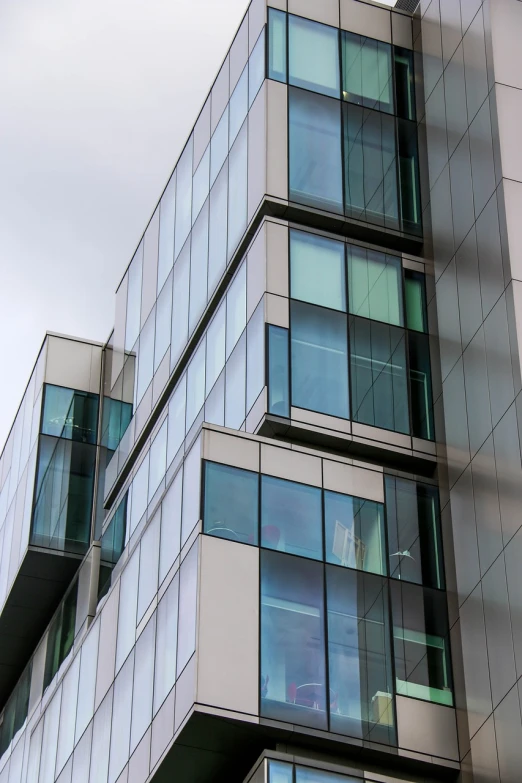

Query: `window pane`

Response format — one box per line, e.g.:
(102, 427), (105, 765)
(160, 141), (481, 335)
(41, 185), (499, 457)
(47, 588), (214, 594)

(269, 761), (293, 783)
(181, 438), (201, 546)
(394, 47), (415, 121)
(289, 15), (340, 98)
(229, 66), (248, 148)
(171, 243), (190, 369)
(210, 106), (228, 186)
(188, 201), (209, 333)
(398, 118), (421, 235)
(343, 104), (399, 229)
(154, 573), (179, 714)
(177, 541), (198, 676)
(205, 370), (225, 426)
(136, 310), (155, 403)
(75, 620), (99, 742)
(227, 121), (248, 258)
(261, 550), (327, 730)
(115, 549), (139, 672)
(208, 160), (228, 293)
(391, 581), (453, 706)
(125, 246), (143, 351)
(41, 385), (99, 444)
(261, 475), (322, 560)
(296, 768), (359, 783)
(186, 340), (205, 430)
(342, 32), (393, 113)
(246, 301), (265, 411)
(129, 452), (149, 537)
(408, 331), (434, 440)
(404, 270), (427, 332)
(148, 420), (167, 502)
(206, 301), (226, 395)
(349, 316), (409, 434)
(268, 9), (287, 83)
(325, 491), (385, 575)
(289, 88), (343, 214)
(226, 263), (247, 357)
(130, 615), (155, 753)
(174, 140), (193, 258)
(159, 470), (182, 585)
(348, 246), (403, 326)
(157, 172), (176, 293)
(327, 567), (395, 744)
(167, 377), (186, 467)
(385, 477), (443, 589)
(291, 301), (348, 419)
(154, 272), (173, 371)
(290, 230), (346, 311)
(268, 326), (289, 417)
(192, 145), (209, 223)
(203, 461), (259, 545)
(137, 512), (160, 622)
(108, 651), (134, 783)
(225, 332), (246, 430)
(249, 28), (265, 107)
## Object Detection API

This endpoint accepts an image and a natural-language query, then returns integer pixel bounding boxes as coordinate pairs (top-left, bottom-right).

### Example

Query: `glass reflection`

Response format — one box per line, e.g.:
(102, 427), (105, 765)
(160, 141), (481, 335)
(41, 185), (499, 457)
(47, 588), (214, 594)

(261, 475), (322, 560)
(324, 491), (385, 575)
(203, 461), (258, 545)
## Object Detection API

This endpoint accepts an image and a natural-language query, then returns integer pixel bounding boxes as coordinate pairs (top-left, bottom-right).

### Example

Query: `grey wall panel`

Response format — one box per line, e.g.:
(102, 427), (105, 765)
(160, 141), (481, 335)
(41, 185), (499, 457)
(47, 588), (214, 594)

(425, 77), (449, 190)
(439, 0), (462, 65)
(443, 358), (470, 488)
(471, 435), (501, 577)
(396, 695), (459, 761)
(444, 42), (467, 158)
(450, 467), (480, 604)
(421, 0), (443, 100)
(493, 684), (522, 783)
(456, 226), (482, 351)
(468, 100), (496, 220)
(459, 584), (492, 740)
(462, 6), (489, 126)
(482, 554), (516, 710)
(469, 714), (500, 782)
(463, 327), (491, 459)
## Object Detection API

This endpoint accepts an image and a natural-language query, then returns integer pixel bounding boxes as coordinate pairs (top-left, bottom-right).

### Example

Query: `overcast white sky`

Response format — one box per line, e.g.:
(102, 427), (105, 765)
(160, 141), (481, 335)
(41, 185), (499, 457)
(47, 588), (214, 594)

(0, 0), (395, 450)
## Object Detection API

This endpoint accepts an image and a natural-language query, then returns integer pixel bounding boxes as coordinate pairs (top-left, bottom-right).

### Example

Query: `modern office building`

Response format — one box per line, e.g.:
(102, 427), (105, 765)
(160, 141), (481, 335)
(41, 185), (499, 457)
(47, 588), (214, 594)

(0, 0), (520, 781)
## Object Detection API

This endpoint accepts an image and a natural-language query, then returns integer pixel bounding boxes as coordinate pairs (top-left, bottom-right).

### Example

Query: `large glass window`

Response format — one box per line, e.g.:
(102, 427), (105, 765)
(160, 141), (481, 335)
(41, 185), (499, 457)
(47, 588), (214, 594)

(398, 119), (421, 235)
(289, 88), (343, 214)
(177, 542), (198, 676)
(226, 263), (246, 358)
(327, 567), (395, 744)
(43, 581), (78, 689)
(349, 316), (409, 434)
(154, 272), (173, 371)
(210, 107), (228, 186)
(404, 269), (427, 332)
(148, 420), (167, 502)
(394, 47), (415, 121)
(261, 475), (322, 560)
(261, 550), (327, 730)
(324, 491), (385, 576)
(343, 104), (399, 229)
(125, 247), (143, 352)
(41, 385), (98, 444)
(203, 461), (259, 545)
(290, 230), (346, 311)
(347, 246), (403, 326)
(291, 301), (349, 419)
(268, 9), (287, 83)
(136, 311), (155, 403)
(385, 477), (443, 589)
(268, 326), (290, 418)
(342, 32), (393, 113)
(391, 582), (453, 706)
(289, 15), (340, 98)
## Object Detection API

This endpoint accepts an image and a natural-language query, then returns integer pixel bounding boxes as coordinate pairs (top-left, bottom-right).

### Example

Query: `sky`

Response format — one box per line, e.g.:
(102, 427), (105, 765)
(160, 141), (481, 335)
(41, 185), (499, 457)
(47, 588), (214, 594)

(0, 0), (396, 451)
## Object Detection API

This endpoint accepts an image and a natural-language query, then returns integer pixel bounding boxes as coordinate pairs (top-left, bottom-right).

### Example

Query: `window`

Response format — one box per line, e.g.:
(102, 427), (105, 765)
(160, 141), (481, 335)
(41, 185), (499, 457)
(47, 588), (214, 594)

(385, 477), (443, 589)
(408, 331), (434, 440)
(289, 88), (343, 214)
(43, 581), (78, 689)
(125, 246), (143, 351)
(343, 103), (399, 229)
(170, 242), (190, 369)
(291, 301), (349, 419)
(246, 301), (265, 411)
(166, 377), (186, 467)
(154, 573), (179, 714)
(148, 420), (167, 502)
(174, 140), (193, 258)
(261, 550), (327, 730)
(342, 32), (393, 113)
(157, 172), (176, 292)
(290, 230), (346, 311)
(188, 201), (209, 333)
(227, 122), (248, 258)
(349, 316), (409, 434)
(269, 761), (293, 783)
(261, 475), (322, 560)
(136, 311), (155, 403)
(154, 273), (173, 371)
(324, 491), (385, 575)
(268, 9), (287, 83)
(203, 461), (259, 545)
(394, 47), (415, 121)
(326, 567), (395, 744)
(205, 302), (226, 395)
(226, 263), (246, 358)
(177, 542), (198, 676)
(249, 29), (265, 106)
(347, 246), (403, 326)
(229, 66), (248, 148)
(391, 581), (453, 706)
(210, 107), (228, 186)
(268, 326), (290, 418)
(208, 161), (228, 293)
(159, 470), (182, 585)
(404, 269), (427, 332)
(289, 15), (340, 98)
(41, 384), (98, 444)
(185, 339), (205, 430)
(398, 118), (421, 235)
(192, 145), (209, 223)
(225, 333), (246, 430)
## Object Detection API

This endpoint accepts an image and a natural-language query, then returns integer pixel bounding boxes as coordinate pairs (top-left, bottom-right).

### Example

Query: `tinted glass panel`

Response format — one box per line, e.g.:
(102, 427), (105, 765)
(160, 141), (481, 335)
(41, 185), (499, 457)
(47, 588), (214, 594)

(261, 550), (327, 730)
(297, 769), (358, 783)
(289, 15), (340, 98)
(349, 316), (409, 434)
(342, 32), (393, 113)
(327, 567), (395, 744)
(404, 270), (427, 333)
(398, 118), (421, 235)
(386, 477), (443, 589)
(290, 230), (346, 311)
(204, 461), (259, 545)
(174, 141), (193, 258)
(205, 302), (226, 395)
(188, 201), (209, 333)
(291, 301), (348, 419)
(261, 475), (322, 560)
(249, 29), (265, 107)
(210, 107), (228, 186)
(157, 172), (176, 292)
(268, 9), (287, 83)
(42, 385), (98, 444)
(154, 273), (173, 371)
(289, 88), (343, 214)
(394, 47), (415, 121)
(348, 246), (403, 326)
(171, 243), (190, 368)
(136, 310), (155, 403)
(208, 161), (228, 293)
(229, 66), (248, 148)
(192, 145), (210, 223)
(268, 325), (289, 418)
(408, 331), (434, 440)
(269, 762), (293, 783)
(391, 581), (453, 706)
(324, 491), (385, 576)
(227, 122), (248, 258)
(225, 333), (246, 430)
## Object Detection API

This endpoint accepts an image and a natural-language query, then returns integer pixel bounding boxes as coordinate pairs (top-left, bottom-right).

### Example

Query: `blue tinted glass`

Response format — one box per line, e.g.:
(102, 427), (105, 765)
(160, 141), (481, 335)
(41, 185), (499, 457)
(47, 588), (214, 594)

(188, 201), (209, 333)
(290, 230), (346, 311)
(327, 567), (395, 744)
(204, 461), (259, 545)
(207, 161), (228, 294)
(261, 550), (327, 730)
(226, 263), (246, 358)
(291, 301), (348, 419)
(170, 242), (190, 370)
(268, 9), (287, 83)
(125, 245), (143, 351)
(297, 768), (359, 783)
(192, 145), (210, 223)
(174, 140), (193, 258)
(324, 491), (385, 575)
(205, 302), (226, 395)
(289, 88), (343, 214)
(398, 118), (421, 235)
(227, 122), (248, 258)
(289, 15), (340, 98)
(225, 332), (246, 430)
(268, 326), (289, 418)
(186, 340), (205, 430)
(157, 173), (176, 293)
(229, 66), (248, 149)
(148, 420), (167, 502)
(136, 311), (155, 404)
(261, 475), (322, 560)
(246, 301), (265, 411)
(42, 385), (98, 444)
(210, 107), (228, 186)
(349, 316), (409, 434)
(249, 29), (265, 107)
(269, 761), (293, 783)
(154, 272), (173, 371)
